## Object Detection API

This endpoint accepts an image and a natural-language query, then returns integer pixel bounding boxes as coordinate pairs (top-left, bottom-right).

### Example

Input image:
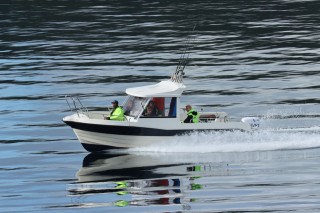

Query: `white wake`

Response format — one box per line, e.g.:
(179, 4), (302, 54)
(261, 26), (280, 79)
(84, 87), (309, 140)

(130, 127), (320, 153)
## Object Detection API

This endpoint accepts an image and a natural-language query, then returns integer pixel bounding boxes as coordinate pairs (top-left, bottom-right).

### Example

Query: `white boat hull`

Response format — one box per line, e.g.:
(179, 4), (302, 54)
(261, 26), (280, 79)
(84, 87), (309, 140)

(73, 129), (169, 150)
(63, 113), (254, 152)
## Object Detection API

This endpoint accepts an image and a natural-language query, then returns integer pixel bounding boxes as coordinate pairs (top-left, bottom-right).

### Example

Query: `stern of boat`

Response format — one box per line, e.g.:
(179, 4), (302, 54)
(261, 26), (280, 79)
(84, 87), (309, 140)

(241, 117), (261, 130)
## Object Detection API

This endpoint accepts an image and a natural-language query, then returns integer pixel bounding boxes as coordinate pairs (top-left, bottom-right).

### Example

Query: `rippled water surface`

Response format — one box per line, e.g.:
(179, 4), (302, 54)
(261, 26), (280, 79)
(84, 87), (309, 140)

(1, 0), (320, 212)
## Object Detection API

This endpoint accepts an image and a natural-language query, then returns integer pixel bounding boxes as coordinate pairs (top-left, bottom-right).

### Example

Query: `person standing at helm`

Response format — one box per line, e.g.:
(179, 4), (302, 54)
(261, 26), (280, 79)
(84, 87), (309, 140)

(184, 105), (199, 123)
(106, 100), (125, 121)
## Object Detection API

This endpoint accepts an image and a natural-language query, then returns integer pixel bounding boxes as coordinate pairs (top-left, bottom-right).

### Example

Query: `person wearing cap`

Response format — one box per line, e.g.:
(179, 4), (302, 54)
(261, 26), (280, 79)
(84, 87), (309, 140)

(106, 100), (125, 121)
(183, 105), (199, 123)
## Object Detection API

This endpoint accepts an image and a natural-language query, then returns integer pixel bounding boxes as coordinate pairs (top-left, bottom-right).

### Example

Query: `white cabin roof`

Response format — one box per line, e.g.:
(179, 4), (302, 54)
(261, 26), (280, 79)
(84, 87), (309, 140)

(125, 80), (186, 97)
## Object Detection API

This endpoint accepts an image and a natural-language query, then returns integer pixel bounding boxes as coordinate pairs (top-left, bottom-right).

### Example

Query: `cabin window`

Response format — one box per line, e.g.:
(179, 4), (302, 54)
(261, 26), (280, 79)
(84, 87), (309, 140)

(140, 97), (177, 118)
(123, 96), (148, 117)
(140, 98), (163, 117)
(166, 97), (177, 118)
(125, 96), (177, 118)
(152, 97), (165, 116)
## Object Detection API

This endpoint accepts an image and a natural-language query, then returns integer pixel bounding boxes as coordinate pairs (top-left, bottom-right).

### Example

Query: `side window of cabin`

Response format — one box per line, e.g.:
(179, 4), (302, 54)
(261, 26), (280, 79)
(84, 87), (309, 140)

(145, 97), (176, 118)
(151, 97), (177, 117)
(165, 97), (177, 118)
(152, 97), (165, 116)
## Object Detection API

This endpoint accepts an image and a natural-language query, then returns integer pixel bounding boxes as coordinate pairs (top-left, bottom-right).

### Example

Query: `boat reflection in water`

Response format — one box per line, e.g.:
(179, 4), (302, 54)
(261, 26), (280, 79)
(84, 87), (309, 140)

(67, 150), (313, 209)
(68, 152), (233, 208)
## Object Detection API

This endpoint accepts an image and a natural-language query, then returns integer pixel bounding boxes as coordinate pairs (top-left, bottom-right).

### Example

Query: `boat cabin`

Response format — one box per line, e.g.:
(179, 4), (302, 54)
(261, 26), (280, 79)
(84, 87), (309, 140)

(123, 80), (185, 122)
(66, 79), (226, 124)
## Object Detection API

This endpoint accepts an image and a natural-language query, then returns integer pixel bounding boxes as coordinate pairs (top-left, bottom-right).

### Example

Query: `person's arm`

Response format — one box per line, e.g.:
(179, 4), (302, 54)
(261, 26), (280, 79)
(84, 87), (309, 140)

(184, 115), (193, 123)
(191, 111), (198, 116)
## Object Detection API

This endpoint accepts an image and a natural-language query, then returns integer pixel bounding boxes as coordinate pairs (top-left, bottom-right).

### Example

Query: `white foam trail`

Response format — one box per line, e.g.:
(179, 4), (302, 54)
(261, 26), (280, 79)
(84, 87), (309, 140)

(130, 127), (320, 153)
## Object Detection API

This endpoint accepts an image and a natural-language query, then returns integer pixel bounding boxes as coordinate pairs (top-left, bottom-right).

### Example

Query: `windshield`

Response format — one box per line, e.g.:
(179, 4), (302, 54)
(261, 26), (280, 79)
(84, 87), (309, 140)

(123, 96), (148, 117)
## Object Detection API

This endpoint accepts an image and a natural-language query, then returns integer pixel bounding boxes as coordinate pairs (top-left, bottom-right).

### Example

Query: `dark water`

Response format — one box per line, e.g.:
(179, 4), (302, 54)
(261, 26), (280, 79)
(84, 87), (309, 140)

(1, 0), (320, 212)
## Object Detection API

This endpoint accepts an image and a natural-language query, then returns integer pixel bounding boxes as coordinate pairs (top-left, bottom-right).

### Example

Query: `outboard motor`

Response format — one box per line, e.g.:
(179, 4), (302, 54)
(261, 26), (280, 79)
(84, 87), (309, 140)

(241, 117), (260, 130)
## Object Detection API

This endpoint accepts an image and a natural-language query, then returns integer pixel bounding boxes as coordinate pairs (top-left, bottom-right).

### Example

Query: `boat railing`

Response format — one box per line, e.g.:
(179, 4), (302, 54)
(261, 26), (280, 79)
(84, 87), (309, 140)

(199, 112), (229, 123)
(199, 114), (217, 123)
(65, 95), (89, 118)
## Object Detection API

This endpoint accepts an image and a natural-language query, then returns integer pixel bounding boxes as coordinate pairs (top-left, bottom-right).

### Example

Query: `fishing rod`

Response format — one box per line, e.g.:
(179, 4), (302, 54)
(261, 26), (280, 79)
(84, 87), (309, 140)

(172, 24), (197, 82)
(175, 34), (192, 73)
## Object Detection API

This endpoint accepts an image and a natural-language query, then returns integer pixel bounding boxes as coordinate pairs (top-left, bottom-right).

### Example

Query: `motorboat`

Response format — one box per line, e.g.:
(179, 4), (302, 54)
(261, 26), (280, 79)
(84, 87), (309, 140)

(63, 69), (260, 152)
(63, 36), (260, 152)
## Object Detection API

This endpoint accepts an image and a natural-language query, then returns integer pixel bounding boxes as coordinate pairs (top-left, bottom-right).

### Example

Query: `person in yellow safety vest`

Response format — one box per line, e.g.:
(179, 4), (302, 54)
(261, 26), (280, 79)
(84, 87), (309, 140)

(106, 100), (125, 121)
(184, 105), (199, 123)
